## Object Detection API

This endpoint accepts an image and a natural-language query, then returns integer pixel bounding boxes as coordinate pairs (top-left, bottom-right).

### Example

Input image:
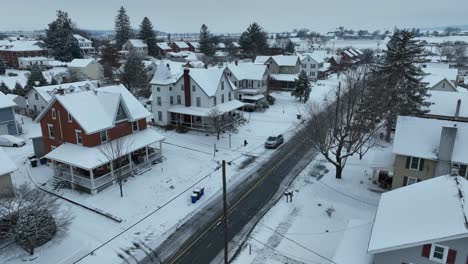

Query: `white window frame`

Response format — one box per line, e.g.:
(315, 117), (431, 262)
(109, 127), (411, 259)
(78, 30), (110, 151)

(409, 157), (421, 170)
(100, 130), (108, 143)
(132, 121), (139, 132)
(407, 177), (418, 186)
(51, 108), (56, 119)
(429, 244), (449, 263)
(452, 163), (468, 178)
(47, 124), (54, 139)
(67, 112), (72, 123)
(75, 130), (83, 145)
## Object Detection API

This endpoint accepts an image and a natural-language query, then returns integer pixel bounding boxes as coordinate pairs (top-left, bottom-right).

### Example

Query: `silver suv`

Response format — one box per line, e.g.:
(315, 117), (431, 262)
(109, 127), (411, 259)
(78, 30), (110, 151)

(264, 134), (284, 149)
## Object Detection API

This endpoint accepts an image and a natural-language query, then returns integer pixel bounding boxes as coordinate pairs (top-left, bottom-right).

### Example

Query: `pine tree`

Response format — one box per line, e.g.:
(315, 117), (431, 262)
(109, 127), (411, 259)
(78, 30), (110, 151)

(101, 44), (120, 68)
(121, 51), (148, 94)
(0, 82), (9, 94)
(50, 77), (59, 85)
(285, 40), (295, 54)
(239, 22), (268, 58)
(199, 24), (215, 57)
(369, 30), (430, 141)
(292, 71), (311, 103)
(13, 82), (25, 96)
(0, 58), (6, 75)
(26, 65), (48, 88)
(138, 17), (158, 57)
(114, 6), (132, 49)
(46, 10), (82, 62)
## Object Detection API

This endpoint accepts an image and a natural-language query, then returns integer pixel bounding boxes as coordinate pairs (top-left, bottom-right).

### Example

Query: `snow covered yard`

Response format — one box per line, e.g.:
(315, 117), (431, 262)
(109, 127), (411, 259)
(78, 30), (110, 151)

(232, 143), (393, 264)
(0, 67), (68, 89)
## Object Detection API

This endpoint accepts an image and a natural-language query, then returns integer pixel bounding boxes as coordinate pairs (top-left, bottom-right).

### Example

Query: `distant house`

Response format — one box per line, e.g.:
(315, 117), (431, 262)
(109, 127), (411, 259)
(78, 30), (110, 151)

(0, 147), (16, 197)
(68, 59), (104, 80)
(122, 39), (148, 58)
(0, 92), (19, 135)
(224, 63), (269, 106)
(171, 42), (190, 53)
(424, 90), (468, 122)
(35, 84), (164, 195)
(18, 56), (49, 69)
(151, 62), (244, 130)
(187, 42), (200, 52)
(73, 34), (95, 55)
(391, 116), (468, 189)
(299, 51), (329, 80)
(216, 43), (226, 50)
(423, 65), (458, 91)
(26, 81), (98, 114)
(156, 43), (172, 56)
(263, 55), (301, 90)
(0, 40), (48, 68)
(369, 175), (468, 264)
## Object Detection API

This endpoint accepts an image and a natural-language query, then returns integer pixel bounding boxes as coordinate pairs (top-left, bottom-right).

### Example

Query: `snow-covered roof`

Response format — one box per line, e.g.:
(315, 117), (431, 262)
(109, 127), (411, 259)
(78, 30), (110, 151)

(173, 41), (189, 49)
(369, 175), (468, 253)
(156, 42), (172, 50)
(343, 50), (354, 57)
(217, 43), (226, 49)
(0, 40), (45, 52)
(150, 60), (183, 85)
(0, 147), (16, 176)
(127, 39), (147, 48)
(169, 99), (245, 117)
(226, 63), (267, 81)
(45, 128), (164, 170)
(254, 56), (271, 64)
(423, 66), (458, 87)
(392, 116), (468, 164)
(18, 56), (48, 62)
(188, 42), (200, 49)
(189, 68), (225, 97)
(426, 90), (468, 119)
(36, 84), (151, 134)
(232, 42), (241, 48)
(73, 34), (92, 43)
(32, 81), (97, 103)
(270, 55), (300, 66)
(68, 58), (96, 68)
(330, 54), (342, 64)
(270, 74), (298, 82)
(0, 91), (17, 109)
(301, 51), (329, 63)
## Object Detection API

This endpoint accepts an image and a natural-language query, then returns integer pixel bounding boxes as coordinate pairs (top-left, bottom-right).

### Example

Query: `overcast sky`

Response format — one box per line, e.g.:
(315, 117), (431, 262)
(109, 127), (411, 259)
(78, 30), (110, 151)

(1, 0), (467, 33)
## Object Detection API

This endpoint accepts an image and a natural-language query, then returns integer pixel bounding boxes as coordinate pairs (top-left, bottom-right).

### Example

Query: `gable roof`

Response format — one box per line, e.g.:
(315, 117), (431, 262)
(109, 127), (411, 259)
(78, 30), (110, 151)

(0, 92), (16, 109)
(189, 68), (225, 97)
(423, 66), (458, 89)
(392, 116), (468, 164)
(188, 42), (200, 49)
(35, 84), (150, 134)
(301, 51), (329, 63)
(254, 56), (271, 64)
(127, 39), (147, 48)
(0, 40), (46, 52)
(270, 55), (300, 66)
(31, 81), (97, 103)
(68, 58), (96, 68)
(73, 34), (92, 43)
(173, 41), (189, 49)
(369, 175), (468, 253)
(156, 42), (172, 50)
(226, 63), (267, 81)
(150, 60), (184, 85)
(426, 90), (468, 119)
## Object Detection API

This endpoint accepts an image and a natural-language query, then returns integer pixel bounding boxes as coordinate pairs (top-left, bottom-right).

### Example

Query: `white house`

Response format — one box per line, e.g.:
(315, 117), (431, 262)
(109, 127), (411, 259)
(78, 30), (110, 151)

(299, 51), (329, 80)
(18, 56), (49, 69)
(422, 64), (459, 91)
(73, 34), (95, 55)
(122, 39), (148, 58)
(151, 61), (244, 131)
(68, 59), (104, 80)
(224, 63), (269, 106)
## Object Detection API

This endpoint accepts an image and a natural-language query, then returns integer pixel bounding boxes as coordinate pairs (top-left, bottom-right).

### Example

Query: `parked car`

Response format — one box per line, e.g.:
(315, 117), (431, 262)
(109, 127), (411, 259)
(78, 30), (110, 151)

(0, 135), (26, 147)
(264, 134), (284, 149)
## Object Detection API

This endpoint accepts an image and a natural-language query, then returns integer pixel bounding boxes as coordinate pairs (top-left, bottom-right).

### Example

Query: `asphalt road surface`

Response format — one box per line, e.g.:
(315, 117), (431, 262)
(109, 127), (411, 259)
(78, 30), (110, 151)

(158, 128), (314, 264)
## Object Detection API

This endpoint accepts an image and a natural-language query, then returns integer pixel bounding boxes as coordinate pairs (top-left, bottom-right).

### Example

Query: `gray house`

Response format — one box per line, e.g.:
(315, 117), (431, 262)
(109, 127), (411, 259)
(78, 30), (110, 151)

(0, 92), (19, 135)
(0, 147), (16, 197)
(368, 175), (468, 264)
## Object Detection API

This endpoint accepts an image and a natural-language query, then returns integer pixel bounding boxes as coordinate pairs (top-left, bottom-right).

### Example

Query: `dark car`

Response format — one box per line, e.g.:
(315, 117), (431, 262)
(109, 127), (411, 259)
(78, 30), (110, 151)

(264, 134), (284, 149)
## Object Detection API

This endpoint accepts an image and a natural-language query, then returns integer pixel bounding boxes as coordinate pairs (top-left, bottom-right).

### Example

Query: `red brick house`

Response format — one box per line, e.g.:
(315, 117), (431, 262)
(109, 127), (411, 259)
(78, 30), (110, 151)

(0, 40), (48, 68)
(35, 84), (165, 194)
(171, 41), (190, 52)
(156, 42), (172, 56)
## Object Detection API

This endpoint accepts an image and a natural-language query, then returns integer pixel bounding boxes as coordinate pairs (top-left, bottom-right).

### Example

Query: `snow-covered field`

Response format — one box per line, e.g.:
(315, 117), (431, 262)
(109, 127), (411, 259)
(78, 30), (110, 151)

(232, 143), (393, 264)
(322, 39), (388, 51)
(1, 77), (339, 264)
(0, 67), (68, 89)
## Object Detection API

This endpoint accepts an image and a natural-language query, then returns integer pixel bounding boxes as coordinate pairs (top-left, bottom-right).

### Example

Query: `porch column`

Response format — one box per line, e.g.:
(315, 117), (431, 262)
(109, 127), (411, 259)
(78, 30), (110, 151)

(89, 169), (96, 195)
(128, 154), (133, 169)
(145, 146), (149, 162)
(52, 160), (56, 176)
(190, 115), (193, 128)
(110, 161), (115, 184)
(69, 165), (75, 190)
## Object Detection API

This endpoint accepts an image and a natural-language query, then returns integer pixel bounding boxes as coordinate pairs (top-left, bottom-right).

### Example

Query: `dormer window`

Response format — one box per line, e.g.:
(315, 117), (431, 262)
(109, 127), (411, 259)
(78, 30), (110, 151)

(100, 130), (108, 143)
(115, 103), (128, 122)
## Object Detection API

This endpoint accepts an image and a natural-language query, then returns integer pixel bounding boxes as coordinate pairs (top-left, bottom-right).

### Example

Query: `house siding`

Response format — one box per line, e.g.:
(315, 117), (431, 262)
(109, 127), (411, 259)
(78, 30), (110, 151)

(0, 173), (14, 197)
(0, 107), (17, 135)
(432, 79), (457, 92)
(391, 154), (438, 190)
(374, 238), (468, 264)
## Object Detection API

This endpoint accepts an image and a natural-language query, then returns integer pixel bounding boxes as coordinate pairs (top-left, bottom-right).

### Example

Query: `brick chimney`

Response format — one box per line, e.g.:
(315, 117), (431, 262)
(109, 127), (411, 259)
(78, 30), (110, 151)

(183, 68), (191, 107)
(455, 99), (461, 119)
(436, 125), (458, 176)
(56, 88), (65, 95)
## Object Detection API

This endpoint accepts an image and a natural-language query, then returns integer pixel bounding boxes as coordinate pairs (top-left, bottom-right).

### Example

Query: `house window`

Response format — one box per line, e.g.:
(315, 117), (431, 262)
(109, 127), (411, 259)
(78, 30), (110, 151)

(157, 96), (161, 106)
(132, 121), (139, 132)
(452, 163), (468, 178)
(181, 84), (184, 91)
(192, 85), (196, 92)
(407, 156), (424, 170)
(158, 111), (162, 121)
(430, 244), (449, 263)
(170, 96), (173, 105)
(221, 94), (225, 103)
(47, 124), (54, 138)
(75, 130), (83, 145)
(196, 97), (201, 107)
(169, 86), (172, 91)
(177, 95), (181, 104)
(228, 92), (232, 101)
(67, 112), (72, 123)
(157, 87), (160, 92)
(221, 81), (224, 90)
(34, 93), (39, 100)
(100, 130), (108, 143)
(213, 96), (217, 106)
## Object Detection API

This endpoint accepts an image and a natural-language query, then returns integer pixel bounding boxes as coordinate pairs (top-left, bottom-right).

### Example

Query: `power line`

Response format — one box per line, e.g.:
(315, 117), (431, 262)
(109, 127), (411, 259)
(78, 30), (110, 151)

(315, 180), (379, 207)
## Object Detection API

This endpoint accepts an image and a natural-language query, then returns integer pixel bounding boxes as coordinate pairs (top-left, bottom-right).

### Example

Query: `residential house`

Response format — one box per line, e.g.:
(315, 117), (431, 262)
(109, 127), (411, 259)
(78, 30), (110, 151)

(171, 42), (190, 53)
(0, 40), (48, 68)
(35, 84), (165, 195)
(156, 43), (172, 56)
(423, 65), (458, 91)
(299, 51), (329, 80)
(391, 116), (468, 189)
(121, 39), (148, 58)
(369, 175), (468, 264)
(68, 59), (104, 80)
(73, 34), (95, 55)
(0, 92), (19, 135)
(224, 62), (269, 106)
(0, 147), (16, 197)
(151, 62), (244, 130)
(26, 81), (97, 114)
(187, 42), (200, 52)
(217, 43), (226, 51)
(424, 90), (468, 122)
(18, 56), (49, 69)
(263, 55), (301, 90)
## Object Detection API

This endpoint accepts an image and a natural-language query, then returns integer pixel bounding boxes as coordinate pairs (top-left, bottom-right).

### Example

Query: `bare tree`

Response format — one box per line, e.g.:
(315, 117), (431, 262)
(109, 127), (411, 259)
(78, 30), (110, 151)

(100, 137), (132, 197)
(208, 108), (224, 140)
(304, 68), (383, 179)
(0, 184), (71, 255)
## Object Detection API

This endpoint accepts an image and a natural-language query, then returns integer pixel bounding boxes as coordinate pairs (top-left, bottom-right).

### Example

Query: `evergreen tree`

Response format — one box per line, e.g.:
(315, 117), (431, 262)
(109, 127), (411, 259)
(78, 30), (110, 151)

(114, 6), (132, 49)
(239, 22), (268, 58)
(199, 24), (216, 57)
(46, 10), (82, 62)
(285, 40), (295, 54)
(13, 82), (25, 96)
(121, 51), (148, 94)
(138, 17), (158, 56)
(26, 65), (48, 88)
(50, 77), (59, 85)
(0, 58), (6, 75)
(103, 63), (114, 79)
(292, 70), (311, 103)
(368, 30), (429, 141)
(0, 82), (9, 94)
(226, 42), (238, 61)
(101, 44), (120, 68)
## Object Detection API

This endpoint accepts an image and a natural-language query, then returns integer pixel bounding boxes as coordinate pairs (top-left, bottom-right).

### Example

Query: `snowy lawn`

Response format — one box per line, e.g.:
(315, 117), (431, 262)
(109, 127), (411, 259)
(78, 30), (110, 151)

(0, 67), (69, 90)
(232, 143), (393, 264)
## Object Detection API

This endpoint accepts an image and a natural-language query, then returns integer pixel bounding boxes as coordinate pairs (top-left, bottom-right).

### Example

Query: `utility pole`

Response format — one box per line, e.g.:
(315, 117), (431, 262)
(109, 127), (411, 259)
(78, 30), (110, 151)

(222, 160), (228, 264)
